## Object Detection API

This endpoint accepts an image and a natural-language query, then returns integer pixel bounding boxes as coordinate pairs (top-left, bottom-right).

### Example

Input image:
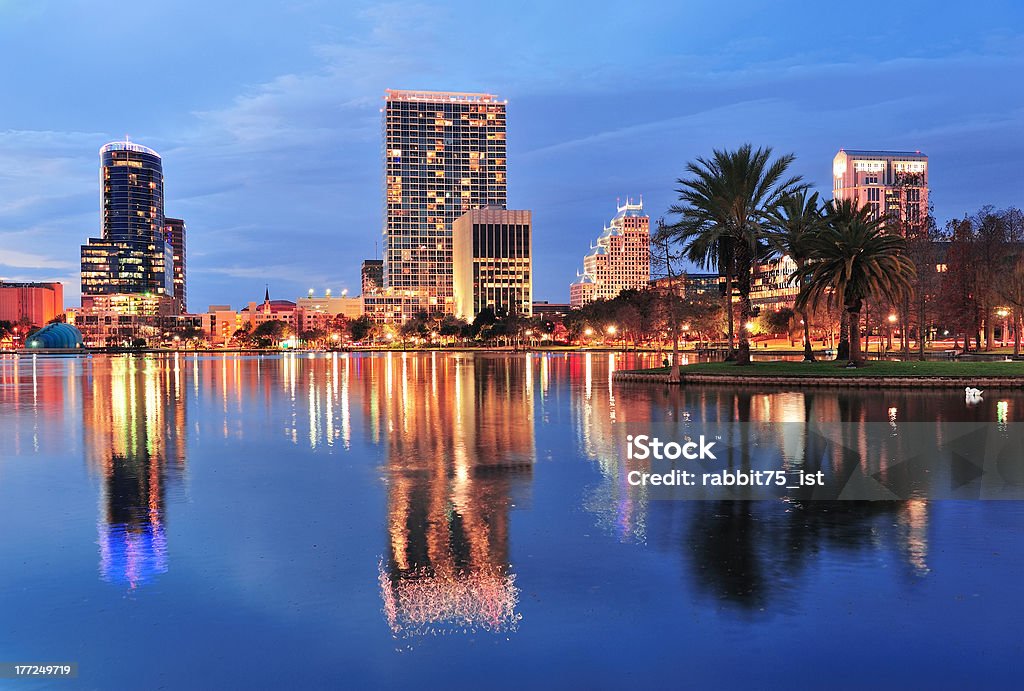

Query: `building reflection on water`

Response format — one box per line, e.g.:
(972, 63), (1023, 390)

(83, 355), (187, 588)
(360, 353), (533, 636)
(11, 350), (1018, 615)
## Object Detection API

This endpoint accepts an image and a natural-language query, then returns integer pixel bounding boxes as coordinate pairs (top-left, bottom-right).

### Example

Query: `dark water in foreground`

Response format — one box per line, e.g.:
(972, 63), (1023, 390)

(0, 352), (1021, 689)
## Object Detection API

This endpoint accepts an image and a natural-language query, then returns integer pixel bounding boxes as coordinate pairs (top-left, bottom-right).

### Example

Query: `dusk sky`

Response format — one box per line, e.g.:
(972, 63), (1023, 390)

(2, 0), (1023, 309)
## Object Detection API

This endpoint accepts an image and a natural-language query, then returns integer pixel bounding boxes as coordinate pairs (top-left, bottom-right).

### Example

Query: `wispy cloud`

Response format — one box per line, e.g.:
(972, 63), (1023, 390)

(0, 248), (73, 270)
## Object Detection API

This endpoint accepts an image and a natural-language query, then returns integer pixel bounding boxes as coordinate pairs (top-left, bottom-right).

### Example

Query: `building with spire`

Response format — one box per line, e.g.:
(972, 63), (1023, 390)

(569, 199), (651, 308)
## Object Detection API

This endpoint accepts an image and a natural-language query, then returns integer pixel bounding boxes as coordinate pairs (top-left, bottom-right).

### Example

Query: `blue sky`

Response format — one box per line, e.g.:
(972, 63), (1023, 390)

(2, 0), (1023, 308)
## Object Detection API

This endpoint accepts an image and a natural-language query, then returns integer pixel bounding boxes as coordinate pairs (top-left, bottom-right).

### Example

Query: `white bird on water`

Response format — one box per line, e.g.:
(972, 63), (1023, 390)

(965, 387), (984, 404)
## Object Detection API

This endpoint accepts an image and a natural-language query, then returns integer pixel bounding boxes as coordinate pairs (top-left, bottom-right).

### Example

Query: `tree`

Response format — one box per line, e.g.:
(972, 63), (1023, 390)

(652, 219), (687, 380)
(940, 218), (979, 351)
(168, 324), (206, 349)
(471, 307), (498, 339)
(797, 201), (916, 366)
(230, 322), (255, 348)
(251, 320), (293, 348)
(348, 315), (375, 343)
(666, 143), (803, 364)
(760, 307), (796, 340)
(900, 213), (943, 359)
(765, 190), (825, 361)
(997, 255), (1024, 355)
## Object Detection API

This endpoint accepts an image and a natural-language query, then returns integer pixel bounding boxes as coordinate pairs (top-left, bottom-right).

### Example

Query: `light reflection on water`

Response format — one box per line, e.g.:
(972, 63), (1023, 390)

(0, 351), (1021, 687)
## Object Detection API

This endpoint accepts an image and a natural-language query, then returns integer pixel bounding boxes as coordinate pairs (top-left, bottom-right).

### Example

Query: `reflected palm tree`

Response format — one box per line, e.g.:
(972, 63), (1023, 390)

(590, 383), (943, 612)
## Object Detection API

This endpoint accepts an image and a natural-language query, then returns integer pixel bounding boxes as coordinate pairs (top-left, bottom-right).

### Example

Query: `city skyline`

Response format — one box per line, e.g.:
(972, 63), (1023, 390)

(2, 2), (1024, 309)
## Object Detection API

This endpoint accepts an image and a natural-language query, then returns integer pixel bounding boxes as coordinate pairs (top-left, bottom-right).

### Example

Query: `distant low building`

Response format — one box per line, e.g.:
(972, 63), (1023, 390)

(24, 323), (85, 351)
(363, 292), (430, 324)
(71, 302), (202, 347)
(532, 301), (571, 323)
(750, 255), (800, 312)
(650, 273), (721, 300)
(0, 281), (64, 325)
(295, 290), (363, 332)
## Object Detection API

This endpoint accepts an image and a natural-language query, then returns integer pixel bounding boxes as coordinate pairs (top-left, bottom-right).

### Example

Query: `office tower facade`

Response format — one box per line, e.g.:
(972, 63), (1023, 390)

(382, 89), (507, 316)
(452, 208), (532, 320)
(569, 199), (651, 308)
(81, 141), (173, 299)
(361, 259), (384, 295)
(832, 149), (929, 229)
(164, 217), (186, 312)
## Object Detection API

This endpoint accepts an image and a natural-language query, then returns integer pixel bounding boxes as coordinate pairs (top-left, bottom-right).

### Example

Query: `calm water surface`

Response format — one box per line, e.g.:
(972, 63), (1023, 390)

(0, 352), (1022, 689)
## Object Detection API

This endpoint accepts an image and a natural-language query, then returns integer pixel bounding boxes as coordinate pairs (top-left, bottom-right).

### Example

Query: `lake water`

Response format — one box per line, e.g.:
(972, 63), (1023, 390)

(0, 352), (1021, 689)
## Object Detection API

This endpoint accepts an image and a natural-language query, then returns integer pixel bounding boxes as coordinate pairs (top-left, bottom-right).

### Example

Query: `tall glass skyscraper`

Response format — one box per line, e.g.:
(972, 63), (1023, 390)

(164, 217), (187, 312)
(382, 90), (507, 314)
(81, 141), (173, 299)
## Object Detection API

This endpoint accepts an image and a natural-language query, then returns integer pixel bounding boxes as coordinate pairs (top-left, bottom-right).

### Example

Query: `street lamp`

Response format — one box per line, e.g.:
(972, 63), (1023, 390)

(997, 308), (1010, 346)
(606, 325), (617, 335)
(886, 313), (897, 352)
(584, 327), (594, 337)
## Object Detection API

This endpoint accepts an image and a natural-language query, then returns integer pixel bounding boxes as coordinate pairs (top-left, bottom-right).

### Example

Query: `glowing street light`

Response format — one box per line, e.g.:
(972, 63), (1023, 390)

(888, 314), (898, 324)
(584, 327), (594, 336)
(606, 325), (617, 335)
(744, 321), (755, 331)
(997, 308), (1011, 346)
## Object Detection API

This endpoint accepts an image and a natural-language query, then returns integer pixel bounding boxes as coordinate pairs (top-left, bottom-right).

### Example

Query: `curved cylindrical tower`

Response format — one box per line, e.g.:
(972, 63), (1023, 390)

(100, 141), (165, 243)
(82, 141), (174, 299)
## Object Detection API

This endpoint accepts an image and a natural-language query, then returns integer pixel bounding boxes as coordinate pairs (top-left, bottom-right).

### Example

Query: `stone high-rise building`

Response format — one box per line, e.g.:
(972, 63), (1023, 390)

(569, 199), (650, 307)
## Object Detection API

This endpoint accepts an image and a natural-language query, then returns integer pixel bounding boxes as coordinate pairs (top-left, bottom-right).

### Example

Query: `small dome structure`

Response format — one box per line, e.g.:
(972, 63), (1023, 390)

(25, 323), (85, 350)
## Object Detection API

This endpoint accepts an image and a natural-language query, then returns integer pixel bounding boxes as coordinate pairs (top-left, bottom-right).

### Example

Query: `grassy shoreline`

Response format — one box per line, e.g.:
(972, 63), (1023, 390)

(627, 360), (1024, 377)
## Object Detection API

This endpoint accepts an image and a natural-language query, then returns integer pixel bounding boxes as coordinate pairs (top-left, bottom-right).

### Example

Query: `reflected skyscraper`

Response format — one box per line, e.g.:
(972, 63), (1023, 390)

(84, 356), (187, 587)
(361, 353), (533, 635)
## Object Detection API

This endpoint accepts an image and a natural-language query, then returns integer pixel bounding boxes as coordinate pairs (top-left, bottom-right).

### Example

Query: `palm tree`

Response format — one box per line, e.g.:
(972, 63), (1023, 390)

(796, 201), (916, 366)
(765, 190), (825, 362)
(667, 144), (804, 364)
